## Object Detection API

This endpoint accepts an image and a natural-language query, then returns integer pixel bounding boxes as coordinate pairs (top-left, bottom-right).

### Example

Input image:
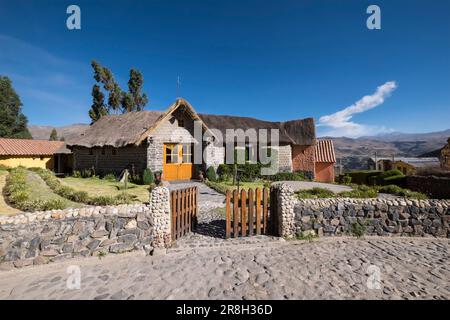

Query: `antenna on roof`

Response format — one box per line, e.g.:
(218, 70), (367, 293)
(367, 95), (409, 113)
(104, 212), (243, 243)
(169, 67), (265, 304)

(176, 75), (181, 98)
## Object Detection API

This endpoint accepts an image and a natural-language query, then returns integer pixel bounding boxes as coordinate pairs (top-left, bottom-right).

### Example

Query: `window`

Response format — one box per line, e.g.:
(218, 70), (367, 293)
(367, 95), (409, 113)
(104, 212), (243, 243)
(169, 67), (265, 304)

(178, 119), (184, 127)
(165, 144), (178, 164)
(112, 149), (117, 155)
(89, 149), (93, 155)
(182, 144), (193, 163)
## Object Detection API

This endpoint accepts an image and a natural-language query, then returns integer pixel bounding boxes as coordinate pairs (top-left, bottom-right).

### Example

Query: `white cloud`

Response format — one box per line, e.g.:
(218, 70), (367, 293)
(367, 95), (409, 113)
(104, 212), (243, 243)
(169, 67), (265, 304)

(318, 81), (397, 138)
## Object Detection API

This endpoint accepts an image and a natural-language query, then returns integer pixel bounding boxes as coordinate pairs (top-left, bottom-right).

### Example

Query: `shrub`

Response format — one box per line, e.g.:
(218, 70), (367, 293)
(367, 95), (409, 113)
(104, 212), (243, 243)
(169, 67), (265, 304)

(338, 185), (378, 198)
(204, 180), (229, 194)
(351, 222), (365, 238)
(103, 173), (116, 182)
(0, 164), (10, 171)
(72, 170), (82, 178)
(217, 164), (233, 181)
(340, 175), (352, 185)
(267, 172), (305, 181)
(297, 187), (335, 199)
(206, 166), (217, 182)
(142, 168), (154, 185)
(379, 184), (427, 199)
(346, 170), (382, 185)
(382, 175), (406, 187)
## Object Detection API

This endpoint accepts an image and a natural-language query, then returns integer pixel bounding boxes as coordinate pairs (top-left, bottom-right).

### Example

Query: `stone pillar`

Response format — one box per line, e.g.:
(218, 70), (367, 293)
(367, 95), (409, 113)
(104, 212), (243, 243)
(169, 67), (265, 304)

(149, 186), (171, 248)
(277, 184), (297, 238)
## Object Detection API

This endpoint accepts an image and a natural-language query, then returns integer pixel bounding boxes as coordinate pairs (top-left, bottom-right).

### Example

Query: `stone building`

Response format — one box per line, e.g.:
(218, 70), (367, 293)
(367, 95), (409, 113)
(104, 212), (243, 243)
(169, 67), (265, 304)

(67, 98), (333, 182)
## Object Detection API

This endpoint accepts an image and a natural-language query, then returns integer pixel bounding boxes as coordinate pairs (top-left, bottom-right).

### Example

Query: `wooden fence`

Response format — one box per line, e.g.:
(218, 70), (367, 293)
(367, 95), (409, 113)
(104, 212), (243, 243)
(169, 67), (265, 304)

(171, 187), (198, 241)
(225, 188), (272, 238)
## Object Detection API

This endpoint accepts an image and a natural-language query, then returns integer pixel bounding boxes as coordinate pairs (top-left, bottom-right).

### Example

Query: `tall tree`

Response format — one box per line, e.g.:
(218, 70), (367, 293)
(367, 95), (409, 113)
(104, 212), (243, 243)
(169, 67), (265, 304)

(127, 69), (148, 111)
(91, 61), (122, 114)
(88, 85), (108, 123)
(0, 76), (32, 139)
(49, 128), (58, 141)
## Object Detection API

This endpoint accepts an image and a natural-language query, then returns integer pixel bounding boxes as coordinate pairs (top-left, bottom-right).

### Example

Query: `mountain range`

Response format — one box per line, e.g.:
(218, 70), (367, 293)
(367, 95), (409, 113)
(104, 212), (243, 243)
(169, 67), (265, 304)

(28, 124), (450, 170)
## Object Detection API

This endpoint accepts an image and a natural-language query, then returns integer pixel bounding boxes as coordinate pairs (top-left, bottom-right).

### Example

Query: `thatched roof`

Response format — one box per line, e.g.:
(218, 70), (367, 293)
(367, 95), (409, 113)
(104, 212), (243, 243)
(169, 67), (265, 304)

(199, 114), (315, 145)
(67, 98), (316, 148)
(70, 110), (165, 148)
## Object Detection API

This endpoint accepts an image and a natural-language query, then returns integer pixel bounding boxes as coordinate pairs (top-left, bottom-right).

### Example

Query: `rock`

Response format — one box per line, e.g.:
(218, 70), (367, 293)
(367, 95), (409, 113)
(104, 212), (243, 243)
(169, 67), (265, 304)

(109, 243), (134, 253)
(91, 230), (109, 238)
(125, 220), (137, 229)
(33, 256), (47, 265)
(87, 239), (101, 251)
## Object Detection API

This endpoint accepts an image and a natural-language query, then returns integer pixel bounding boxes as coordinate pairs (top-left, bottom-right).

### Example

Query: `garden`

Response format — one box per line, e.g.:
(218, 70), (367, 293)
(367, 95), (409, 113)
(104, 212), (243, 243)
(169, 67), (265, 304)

(1, 166), (155, 213)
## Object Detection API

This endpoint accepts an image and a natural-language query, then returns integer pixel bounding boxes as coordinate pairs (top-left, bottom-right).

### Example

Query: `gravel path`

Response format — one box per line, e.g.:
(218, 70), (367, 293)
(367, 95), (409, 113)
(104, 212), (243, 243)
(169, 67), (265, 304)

(0, 237), (448, 300)
(272, 181), (352, 193)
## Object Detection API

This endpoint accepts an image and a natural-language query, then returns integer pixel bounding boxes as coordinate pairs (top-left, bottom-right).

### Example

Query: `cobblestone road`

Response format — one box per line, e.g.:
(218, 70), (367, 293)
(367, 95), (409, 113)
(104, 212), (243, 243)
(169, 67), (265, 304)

(0, 237), (448, 300)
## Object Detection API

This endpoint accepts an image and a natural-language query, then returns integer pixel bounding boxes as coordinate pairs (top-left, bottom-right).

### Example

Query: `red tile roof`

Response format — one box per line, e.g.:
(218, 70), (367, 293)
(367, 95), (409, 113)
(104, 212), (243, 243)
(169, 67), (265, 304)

(0, 138), (66, 156)
(315, 139), (336, 163)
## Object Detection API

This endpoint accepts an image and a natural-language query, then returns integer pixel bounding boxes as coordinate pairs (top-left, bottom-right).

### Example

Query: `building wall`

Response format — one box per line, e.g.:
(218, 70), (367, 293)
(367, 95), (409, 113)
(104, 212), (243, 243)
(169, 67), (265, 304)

(204, 144), (225, 171)
(0, 155), (54, 170)
(72, 145), (147, 175)
(291, 145), (315, 178)
(147, 110), (199, 173)
(315, 162), (335, 183)
(391, 161), (415, 175)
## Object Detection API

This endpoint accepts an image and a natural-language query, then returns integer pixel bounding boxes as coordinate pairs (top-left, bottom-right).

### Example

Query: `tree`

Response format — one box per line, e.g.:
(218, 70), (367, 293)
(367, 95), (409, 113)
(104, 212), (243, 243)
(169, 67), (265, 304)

(88, 85), (108, 123)
(127, 69), (148, 111)
(0, 76), (32, 139)
(49, 128), (58, 141)
(91, 61), (122, 114)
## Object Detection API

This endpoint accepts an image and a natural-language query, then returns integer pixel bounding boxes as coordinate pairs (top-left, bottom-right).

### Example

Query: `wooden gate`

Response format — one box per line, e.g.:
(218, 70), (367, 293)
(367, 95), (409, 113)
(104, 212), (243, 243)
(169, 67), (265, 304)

(171, 187), (198, 240)
(226, 187), (279, 238)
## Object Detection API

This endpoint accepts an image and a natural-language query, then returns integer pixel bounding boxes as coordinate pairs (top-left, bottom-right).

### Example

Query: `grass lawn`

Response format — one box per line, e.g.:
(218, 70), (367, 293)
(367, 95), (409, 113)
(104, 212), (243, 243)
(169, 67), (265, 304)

(26, 172), (81, 208)
(0, 170), (21, 215)
(207, 179), (269, 194)
(59, 177), (150, 203)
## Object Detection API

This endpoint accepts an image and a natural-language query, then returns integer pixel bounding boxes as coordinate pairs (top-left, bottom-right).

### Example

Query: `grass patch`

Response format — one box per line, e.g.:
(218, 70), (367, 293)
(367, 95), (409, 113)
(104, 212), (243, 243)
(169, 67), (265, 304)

(206, 179), (269, 195)
(30, 168), (145, 205)
(297, 184), (427, 200)
(295, 230), (318, 242)
(4, 167), (78, 211)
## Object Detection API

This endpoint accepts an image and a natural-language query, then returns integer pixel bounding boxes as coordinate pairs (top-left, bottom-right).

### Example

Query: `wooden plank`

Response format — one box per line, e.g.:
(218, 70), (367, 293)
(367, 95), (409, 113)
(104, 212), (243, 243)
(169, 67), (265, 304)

(263, 188), (268, 235)
(194, 187), (198, 229)
(248, 189), (254, 237)
(171, 191), (176, 240)
(233, 190), (239, 238)
(225, 190), (231, 239)
(241, 189), (247, 237)
(177, 190), (181, 239)
(186, 188), (191, 233)
(255, 188), (261, 235)
(182, 189), (186, 236)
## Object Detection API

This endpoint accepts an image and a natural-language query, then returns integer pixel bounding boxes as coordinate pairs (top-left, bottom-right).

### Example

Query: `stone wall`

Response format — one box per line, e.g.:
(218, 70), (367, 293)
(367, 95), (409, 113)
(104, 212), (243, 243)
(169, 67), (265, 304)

(276, 145), (293, 173)
(406, 175), (450, 199)
(72, 145), (148, 175)
(0, 187), (171, 269)
(275, 184), (450, 239)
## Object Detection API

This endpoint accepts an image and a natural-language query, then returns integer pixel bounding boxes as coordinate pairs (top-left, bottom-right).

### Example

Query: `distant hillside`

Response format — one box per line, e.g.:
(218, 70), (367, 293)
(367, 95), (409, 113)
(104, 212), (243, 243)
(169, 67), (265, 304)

(326, 129), (449, 171)
(28, 124), (88, 144)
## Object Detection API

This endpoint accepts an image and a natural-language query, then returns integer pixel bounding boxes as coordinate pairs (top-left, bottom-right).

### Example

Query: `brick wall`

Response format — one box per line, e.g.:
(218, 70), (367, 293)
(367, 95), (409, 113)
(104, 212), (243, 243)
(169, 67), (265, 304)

(292, 145), (315, 177)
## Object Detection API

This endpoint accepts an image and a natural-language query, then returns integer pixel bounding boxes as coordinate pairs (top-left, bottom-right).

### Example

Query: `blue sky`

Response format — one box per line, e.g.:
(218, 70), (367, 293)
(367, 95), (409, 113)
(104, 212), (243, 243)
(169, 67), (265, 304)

(0, 0), (449, 137)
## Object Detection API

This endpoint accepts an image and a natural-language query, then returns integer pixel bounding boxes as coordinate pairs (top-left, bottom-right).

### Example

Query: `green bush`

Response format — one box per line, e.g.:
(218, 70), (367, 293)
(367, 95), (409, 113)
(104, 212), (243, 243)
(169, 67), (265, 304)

(206, 166), (217, 182)
(267, 172), (305, 181)
(103, 173), (116, 182)
(297, 187), (335, 199)
(217, 164), (233, 181)
(346, 170), (382, 185)
(205, 180), (229, 194)
(338, 185), (378, 198)
(142, 168), (154, 185)
(0, 164), (10, 171)
(351, 222), (366, 238)
(382, 175), (406, 187)
(379, 184), (427, 199)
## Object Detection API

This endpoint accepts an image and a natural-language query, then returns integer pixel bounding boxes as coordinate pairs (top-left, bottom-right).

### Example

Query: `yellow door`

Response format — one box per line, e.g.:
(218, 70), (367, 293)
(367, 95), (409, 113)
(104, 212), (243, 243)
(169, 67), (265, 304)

(163, 143), (193, 181)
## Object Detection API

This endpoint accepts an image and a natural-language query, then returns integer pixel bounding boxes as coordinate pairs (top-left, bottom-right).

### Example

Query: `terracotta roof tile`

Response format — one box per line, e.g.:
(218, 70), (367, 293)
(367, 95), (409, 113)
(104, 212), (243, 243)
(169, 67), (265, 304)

(0, 138), (66, 156)
(315, 139), (336, 163)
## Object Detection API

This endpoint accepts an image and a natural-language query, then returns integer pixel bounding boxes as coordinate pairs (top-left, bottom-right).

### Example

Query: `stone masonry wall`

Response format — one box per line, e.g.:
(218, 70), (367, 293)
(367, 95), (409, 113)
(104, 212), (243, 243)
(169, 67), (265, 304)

(275, 184), (450, 238)
(0, 187), (171, 269)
